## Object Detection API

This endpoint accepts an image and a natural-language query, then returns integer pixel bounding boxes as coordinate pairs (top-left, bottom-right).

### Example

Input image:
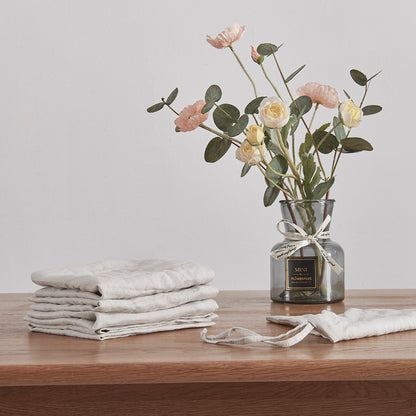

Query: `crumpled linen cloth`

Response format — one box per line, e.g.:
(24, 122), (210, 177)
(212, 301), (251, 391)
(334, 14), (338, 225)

(31, 259), (215, 299)
(201, 308), (416, 347)
(26, 259), (218, 340)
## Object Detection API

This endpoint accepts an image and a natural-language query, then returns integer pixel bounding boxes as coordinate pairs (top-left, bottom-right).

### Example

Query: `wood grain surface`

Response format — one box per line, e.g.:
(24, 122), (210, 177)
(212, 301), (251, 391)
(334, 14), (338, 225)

(1, 290), (416, 387)
(1, 290), (416, 415)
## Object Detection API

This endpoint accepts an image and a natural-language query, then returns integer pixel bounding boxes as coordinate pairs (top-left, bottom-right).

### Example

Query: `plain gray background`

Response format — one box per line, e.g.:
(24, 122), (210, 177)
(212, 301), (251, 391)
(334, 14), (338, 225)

(0, 0), (414, 292)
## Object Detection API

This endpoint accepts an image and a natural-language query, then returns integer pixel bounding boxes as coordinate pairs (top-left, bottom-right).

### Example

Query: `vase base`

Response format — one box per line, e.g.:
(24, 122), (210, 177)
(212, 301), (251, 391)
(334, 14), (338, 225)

(270, 289), (344, 304)
(271, 298), (344, 305)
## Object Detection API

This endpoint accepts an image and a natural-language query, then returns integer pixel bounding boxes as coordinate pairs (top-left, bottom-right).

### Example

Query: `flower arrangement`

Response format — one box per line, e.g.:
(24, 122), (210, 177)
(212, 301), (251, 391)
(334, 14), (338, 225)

(147, 23), (382, 207)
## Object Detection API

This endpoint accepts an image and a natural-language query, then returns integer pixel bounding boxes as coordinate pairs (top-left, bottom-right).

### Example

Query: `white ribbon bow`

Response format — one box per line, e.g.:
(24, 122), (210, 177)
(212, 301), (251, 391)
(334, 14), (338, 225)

(270, 215), (343, 275)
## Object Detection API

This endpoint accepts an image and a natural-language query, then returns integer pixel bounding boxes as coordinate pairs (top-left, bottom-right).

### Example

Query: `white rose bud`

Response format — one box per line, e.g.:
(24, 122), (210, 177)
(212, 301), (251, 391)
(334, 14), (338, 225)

(236, 140), (265, 166)
(245, 125), (264, 145)
(259, 97), (290, 129)
(339, 100), (363, 128)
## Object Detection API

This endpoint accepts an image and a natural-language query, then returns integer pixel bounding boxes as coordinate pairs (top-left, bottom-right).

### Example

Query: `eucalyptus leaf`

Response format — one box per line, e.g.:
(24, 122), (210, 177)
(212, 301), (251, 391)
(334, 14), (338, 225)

(318, 123), (331, 131)
(267, 128), (287, 155)
(301, 153), (316, 184)
(146, 102), (165, 113)
(264, 136), (281, 155)
(341, 137), (373, 152)
(205, 85), (222, 104)
(265, 155), (288, 185)
(285, 64), (306, 83)
(241, 163), (251, 177)
(281, 115), (297, 142)
(304, 132), (313, 153)
(333, 116), (346, 142)
(201, 101), (215, 114)
(290, 96), (313, 117)
(310, 167), (321, 190)
(263, 185), (280, 207)
(204, 137), (231, 163)
(313, 130), (338, 154)
(311, 177), (335, 199)
(350, 69), (367, 86)
(257, 43), (283, 56)
(362, 105), (382, 116)
(290, 114), (303, 135)
(244, 96), (266, 114)
(165, 88), (178, 105)
(213, 104), (240, 131)
(227, 114), (249, 137)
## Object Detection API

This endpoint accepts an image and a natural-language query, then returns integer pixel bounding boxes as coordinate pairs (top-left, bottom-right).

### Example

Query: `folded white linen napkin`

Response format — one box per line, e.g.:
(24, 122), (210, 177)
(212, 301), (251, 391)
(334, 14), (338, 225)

(29, 314), (217, 340)
(30, 284), (219, 313)
(26, 298), (218, 331)
(201, 308), (416, 347)
(31, 259), (214, 299)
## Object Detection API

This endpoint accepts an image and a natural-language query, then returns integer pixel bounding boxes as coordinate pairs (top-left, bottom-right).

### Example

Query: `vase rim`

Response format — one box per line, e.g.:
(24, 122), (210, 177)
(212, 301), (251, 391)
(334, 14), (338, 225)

(279, 199), (335, 204)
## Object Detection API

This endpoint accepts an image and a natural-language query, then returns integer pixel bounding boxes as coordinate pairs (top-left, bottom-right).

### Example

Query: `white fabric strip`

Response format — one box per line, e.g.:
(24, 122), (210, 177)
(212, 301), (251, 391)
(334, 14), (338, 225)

(201, 322), (314, 347)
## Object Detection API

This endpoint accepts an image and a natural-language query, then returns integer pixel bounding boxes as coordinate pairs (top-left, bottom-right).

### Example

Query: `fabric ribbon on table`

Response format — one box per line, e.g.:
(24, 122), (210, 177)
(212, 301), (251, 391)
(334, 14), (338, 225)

(270, 215), (343, 275)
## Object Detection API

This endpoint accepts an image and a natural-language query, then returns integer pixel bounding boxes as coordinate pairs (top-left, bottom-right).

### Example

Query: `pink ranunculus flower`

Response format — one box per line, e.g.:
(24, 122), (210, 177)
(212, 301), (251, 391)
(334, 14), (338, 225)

(206, 23), (246, 49)
(174, 100), (209, 132)
(296, 82), (339, 108)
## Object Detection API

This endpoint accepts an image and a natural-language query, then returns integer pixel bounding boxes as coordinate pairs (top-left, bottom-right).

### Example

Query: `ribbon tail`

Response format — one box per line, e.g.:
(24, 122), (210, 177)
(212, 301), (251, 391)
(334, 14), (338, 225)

(314, 240), (343, 275)
(270, 240), (309, 260)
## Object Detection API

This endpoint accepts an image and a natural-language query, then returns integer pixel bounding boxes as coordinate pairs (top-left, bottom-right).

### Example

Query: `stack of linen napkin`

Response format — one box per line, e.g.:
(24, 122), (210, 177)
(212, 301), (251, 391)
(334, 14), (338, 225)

(25, 259), (219, 340)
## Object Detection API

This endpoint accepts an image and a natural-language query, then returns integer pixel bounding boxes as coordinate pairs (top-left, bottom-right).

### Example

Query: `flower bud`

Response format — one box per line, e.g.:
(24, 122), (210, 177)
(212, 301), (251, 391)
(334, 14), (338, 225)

(246, 125), (264, 145)
(339, 100), (362, 128)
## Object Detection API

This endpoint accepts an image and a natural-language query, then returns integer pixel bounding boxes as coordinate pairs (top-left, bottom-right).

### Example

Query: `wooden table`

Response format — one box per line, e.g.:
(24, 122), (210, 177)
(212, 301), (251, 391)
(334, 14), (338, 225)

(1, 290), (416, 415)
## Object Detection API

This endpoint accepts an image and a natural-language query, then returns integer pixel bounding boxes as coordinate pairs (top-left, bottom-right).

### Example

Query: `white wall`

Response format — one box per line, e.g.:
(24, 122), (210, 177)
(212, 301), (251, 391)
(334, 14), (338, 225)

(0, 0), (415, 292)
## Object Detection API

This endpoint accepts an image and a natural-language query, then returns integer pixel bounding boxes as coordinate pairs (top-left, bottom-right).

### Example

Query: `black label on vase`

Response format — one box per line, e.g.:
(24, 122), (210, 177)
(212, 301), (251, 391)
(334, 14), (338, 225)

(286, 257), (318, 291)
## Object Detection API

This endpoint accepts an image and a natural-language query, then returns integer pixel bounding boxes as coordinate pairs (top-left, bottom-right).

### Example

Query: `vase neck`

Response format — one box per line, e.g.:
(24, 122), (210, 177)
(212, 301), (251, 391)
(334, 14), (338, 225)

(280, 200), (334, 234)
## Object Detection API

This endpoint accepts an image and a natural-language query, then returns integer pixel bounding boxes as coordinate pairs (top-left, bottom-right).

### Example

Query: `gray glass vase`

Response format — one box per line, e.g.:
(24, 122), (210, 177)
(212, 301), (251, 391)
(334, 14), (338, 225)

(270, 199), (344, 304)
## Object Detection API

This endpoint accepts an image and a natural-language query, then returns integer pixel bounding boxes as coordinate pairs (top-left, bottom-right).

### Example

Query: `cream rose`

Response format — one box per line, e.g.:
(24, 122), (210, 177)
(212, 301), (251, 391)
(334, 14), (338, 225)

(245, 125), (264, 145)
(259, 97), (290, 129)
(339, 100), (362, 128)
(236, 140), (265, 165)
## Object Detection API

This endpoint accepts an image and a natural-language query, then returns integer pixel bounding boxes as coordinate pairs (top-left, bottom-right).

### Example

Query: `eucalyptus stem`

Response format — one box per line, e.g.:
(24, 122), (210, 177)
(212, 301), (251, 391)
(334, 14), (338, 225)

(313, 121), (342, 155)
(260, 62), (283, 100)
(275, 128), (306, 199)
(252, 114), (260, 125)
(331, 127), (351, 177)
(199, 123), (242, 146)
(162, 101), (180, 116)
(229, 45), (258, 98)
(287, 178), (298, 200)
(309, 103), (319, 130)
(359, 84), (368, 108)
(291, 134), (296, 166)
(257, 165), (295, 199)
(332, 147), (343, 176)
(271, 53), (327, 180)
(262, 158), (297, 181)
